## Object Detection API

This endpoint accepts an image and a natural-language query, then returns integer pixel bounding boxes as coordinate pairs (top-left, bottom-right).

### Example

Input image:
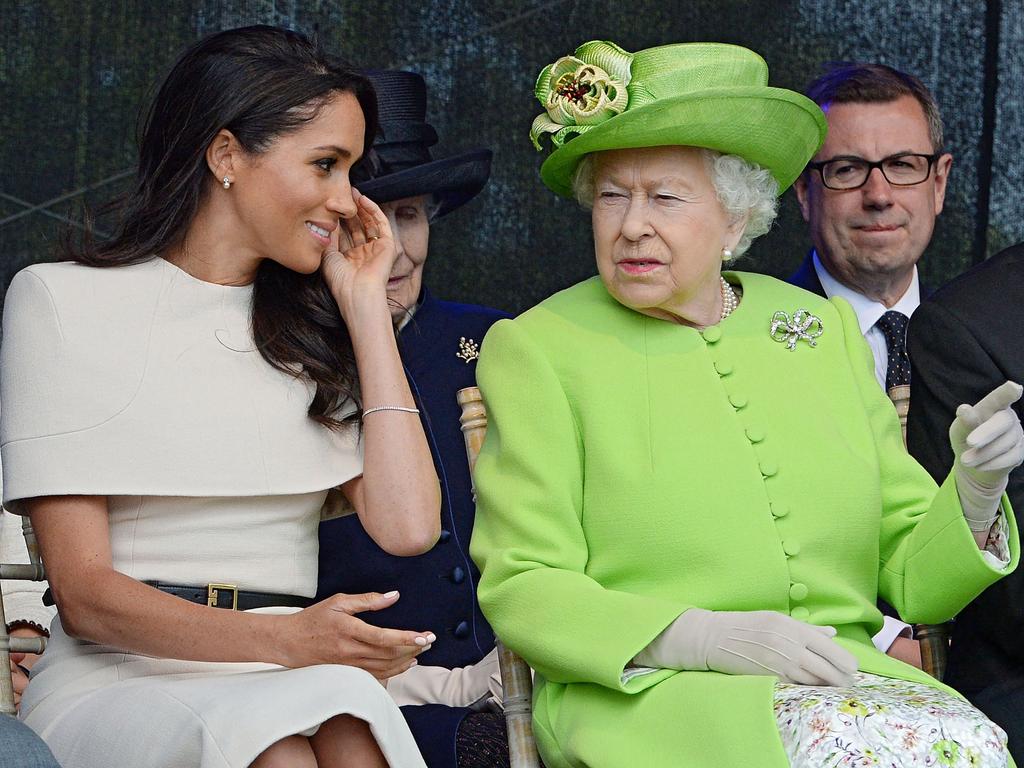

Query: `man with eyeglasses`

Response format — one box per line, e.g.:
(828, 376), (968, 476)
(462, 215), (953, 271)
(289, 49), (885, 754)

(789, 62), (953, 670)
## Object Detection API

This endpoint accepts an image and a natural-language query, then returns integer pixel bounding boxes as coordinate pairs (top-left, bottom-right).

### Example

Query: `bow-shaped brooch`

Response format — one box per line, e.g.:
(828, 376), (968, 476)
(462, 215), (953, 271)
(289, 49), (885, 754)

(770, 309), (824, 351)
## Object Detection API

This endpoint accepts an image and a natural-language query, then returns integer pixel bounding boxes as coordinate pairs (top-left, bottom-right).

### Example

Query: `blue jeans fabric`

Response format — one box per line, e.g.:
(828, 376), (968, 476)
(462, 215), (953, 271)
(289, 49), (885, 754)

(0, 715), (59, 767)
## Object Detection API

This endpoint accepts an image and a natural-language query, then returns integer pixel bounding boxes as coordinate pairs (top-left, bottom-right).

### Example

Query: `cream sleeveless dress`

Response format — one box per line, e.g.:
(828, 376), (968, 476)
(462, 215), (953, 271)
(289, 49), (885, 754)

(0, 258), (426, 768)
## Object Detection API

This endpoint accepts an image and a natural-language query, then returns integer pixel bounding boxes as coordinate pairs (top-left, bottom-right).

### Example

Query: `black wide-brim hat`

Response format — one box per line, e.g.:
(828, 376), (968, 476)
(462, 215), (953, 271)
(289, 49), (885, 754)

(353, 70), (492, 219)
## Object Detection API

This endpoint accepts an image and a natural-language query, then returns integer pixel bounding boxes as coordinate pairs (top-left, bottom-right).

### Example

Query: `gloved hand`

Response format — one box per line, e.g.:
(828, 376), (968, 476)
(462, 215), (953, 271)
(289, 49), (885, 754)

(633, 608), (857, 686)
(950, 381), (1024, 531)
(386, 646), (502, 709)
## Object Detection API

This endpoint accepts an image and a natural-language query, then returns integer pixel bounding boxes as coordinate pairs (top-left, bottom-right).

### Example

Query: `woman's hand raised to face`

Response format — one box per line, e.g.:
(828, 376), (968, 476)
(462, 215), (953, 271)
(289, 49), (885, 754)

(321, 189), (399, 324)
(275, 590), (436, 680)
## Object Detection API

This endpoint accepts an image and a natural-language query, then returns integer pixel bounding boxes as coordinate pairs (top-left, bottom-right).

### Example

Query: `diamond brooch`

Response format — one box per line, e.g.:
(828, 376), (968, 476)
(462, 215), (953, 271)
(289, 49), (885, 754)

(770, 309), (824, 351)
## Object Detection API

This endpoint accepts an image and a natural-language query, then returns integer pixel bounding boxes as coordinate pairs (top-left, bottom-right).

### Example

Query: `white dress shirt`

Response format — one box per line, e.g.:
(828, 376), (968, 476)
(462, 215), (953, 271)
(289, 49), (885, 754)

(812, 251), (921, 390)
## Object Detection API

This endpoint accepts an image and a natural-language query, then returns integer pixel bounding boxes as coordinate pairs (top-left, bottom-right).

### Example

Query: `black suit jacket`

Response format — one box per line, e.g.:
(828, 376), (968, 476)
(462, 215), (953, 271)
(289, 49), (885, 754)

(907, 244), (1024, 694)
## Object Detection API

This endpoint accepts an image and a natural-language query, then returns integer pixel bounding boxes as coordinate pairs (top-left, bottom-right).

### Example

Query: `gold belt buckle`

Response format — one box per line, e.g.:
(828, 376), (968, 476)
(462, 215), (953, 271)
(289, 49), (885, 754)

(207, 583), (238, 610)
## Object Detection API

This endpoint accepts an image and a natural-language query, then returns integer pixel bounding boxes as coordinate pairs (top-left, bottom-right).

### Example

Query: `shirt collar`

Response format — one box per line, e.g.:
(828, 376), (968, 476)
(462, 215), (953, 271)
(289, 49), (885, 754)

(812, 250), (921, 335)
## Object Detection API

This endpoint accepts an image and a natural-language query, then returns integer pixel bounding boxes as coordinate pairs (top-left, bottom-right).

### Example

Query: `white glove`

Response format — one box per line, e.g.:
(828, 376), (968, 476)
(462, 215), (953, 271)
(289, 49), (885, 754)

(633, 608), (858, 686)
(950, 381), (1024, 531)
(386, 647), (502, 710)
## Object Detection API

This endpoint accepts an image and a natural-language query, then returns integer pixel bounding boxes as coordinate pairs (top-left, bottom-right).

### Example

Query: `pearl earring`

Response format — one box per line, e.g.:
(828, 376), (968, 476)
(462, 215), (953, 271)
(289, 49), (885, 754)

(722, 247), (733, 260)
(222, 177), (232, 189)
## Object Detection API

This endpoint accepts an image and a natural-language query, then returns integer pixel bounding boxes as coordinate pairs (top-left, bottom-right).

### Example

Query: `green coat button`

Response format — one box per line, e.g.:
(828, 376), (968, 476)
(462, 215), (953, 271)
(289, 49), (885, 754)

(714, 360), (733, 376)
(783, 540), (801, 556)
(702, 326), (722, 343)
(745, 426), (765, 443)
(791, 606), (810, 621)
(770, 503), (788, 519)
(729, 393), (748, 409)
(789, 583), (808, 601)
(760, 460), (778, 477)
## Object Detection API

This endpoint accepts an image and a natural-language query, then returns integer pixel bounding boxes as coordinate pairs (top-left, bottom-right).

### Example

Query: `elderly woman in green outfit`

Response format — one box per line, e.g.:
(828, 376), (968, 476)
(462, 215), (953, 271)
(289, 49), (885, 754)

(470, 41), (1024, 768)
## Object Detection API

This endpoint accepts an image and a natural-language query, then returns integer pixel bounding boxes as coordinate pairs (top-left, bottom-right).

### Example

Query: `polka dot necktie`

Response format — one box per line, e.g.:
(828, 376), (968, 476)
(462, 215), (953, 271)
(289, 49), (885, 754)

(876, 310), (911, 391)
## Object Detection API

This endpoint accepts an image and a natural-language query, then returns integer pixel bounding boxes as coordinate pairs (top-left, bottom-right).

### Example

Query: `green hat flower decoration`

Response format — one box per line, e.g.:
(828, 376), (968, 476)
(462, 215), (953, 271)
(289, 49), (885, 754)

(530, 41), (634, 150)
(528, 40), (828, 198)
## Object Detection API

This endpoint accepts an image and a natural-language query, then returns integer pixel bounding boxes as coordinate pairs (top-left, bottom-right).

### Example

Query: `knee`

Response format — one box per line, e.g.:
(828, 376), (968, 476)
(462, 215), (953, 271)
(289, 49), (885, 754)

(322, 714), (373, 737)
(249, 734), (315, 768)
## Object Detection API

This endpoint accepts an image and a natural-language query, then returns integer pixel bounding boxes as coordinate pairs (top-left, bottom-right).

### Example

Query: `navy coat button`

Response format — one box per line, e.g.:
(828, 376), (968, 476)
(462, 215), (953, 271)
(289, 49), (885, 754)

(454, 620), (470, 639)
(439, 529), (452, 543)
(451, 566), (466, 584)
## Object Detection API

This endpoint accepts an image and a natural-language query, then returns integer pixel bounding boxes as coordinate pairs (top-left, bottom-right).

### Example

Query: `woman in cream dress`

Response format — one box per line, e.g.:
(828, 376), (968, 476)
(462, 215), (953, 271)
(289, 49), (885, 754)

(1, 26), (440, 768)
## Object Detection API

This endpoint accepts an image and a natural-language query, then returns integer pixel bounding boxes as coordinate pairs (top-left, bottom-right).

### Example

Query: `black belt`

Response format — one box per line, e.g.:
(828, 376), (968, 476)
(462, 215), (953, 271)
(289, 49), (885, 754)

(145, 581), (313, 611)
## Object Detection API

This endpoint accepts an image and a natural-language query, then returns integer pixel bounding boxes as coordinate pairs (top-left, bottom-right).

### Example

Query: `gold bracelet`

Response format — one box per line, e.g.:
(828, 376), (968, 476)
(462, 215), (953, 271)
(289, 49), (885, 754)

(362, 405), (420, 418)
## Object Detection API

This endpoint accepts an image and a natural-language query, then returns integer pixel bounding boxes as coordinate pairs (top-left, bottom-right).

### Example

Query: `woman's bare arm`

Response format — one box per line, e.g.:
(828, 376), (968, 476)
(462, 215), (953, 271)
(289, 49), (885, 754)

(340, 305), (440, 556)
(328, 192), (441, 556)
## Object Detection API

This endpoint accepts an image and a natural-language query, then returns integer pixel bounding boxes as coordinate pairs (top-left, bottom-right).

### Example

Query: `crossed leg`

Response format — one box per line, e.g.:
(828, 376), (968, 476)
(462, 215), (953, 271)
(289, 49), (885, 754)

(250, 715), (388, 768)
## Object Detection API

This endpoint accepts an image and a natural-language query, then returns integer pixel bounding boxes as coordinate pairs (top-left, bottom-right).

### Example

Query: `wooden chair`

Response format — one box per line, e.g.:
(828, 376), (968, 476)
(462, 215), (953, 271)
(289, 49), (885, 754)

(457, 386), (542, 768)
(0, 515), (48, 715)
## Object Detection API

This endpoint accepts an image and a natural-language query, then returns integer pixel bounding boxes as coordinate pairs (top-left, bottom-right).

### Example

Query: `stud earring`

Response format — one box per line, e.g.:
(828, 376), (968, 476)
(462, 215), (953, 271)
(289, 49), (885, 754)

(722, 247), (733, 260)
(222, 177), (232, 189)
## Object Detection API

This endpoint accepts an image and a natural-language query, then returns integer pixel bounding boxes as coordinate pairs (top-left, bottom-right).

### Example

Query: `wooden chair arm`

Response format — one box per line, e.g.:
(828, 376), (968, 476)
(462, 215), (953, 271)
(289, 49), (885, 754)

(458, 386), (543, 767)
(915, 622), (951, 681)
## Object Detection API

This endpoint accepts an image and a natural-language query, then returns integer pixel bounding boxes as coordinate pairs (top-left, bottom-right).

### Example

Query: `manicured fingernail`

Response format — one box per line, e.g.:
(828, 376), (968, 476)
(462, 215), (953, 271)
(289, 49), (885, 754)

(425, 633), (436, 643)
(415, 637), (428, 646)
(382, 590), (398, 599)
(408, 659), (417, 668)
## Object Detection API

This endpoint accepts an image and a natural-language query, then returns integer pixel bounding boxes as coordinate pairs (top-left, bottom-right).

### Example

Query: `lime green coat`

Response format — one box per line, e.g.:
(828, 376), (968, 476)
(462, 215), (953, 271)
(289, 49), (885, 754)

(470, 272), (1018, 768)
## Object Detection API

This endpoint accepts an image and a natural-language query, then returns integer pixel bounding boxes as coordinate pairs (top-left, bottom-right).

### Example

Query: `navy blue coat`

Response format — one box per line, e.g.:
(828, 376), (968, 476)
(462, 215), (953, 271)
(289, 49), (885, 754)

(788, 250), (827, 297)
(317, 287), (509, 767)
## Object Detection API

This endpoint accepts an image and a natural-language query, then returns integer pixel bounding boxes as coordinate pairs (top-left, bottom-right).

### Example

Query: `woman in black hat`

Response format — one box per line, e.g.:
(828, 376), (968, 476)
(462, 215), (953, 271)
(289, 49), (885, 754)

(317, 70), (512, 768)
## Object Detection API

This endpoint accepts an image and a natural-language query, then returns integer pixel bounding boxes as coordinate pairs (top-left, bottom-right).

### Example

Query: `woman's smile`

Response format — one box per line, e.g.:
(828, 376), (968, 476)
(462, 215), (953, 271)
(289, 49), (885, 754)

(304, 220), (334, 246)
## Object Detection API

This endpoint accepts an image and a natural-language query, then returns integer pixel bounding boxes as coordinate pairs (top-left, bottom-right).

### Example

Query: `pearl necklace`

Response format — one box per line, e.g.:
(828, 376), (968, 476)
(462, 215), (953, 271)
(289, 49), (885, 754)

(720, 276), (739, 320)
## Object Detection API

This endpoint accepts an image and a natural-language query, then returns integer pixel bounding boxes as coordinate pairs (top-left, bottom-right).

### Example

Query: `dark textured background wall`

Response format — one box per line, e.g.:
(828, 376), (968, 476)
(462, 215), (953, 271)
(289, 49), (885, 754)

(1, 0), (1018, 317)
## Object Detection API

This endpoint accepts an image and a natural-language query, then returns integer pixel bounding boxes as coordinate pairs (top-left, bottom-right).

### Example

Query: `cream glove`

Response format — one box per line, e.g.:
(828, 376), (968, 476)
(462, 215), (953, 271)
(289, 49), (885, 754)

(950, 381), (1024, 531)
(633, 608), (857, 686)
(386, 647), (502, 710)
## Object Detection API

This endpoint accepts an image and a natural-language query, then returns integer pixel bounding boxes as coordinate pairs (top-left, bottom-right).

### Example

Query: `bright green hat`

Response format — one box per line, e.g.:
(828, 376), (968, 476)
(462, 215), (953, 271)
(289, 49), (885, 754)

(530, 41), (827, 197)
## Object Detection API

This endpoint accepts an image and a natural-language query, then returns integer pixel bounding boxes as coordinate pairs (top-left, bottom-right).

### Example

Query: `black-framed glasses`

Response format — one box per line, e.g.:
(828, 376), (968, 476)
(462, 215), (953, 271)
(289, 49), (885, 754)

(806, 152), (944, 190)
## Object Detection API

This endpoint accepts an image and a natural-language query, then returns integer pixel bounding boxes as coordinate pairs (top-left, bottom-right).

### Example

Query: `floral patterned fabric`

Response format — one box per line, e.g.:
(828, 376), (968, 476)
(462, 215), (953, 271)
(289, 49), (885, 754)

(775, 672), (1009, 767)
(985, 512), (1010, 565)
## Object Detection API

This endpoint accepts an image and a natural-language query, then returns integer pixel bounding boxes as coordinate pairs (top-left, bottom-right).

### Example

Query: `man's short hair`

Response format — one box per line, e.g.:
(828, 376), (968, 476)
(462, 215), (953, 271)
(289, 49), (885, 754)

(805, 63), (944, 152)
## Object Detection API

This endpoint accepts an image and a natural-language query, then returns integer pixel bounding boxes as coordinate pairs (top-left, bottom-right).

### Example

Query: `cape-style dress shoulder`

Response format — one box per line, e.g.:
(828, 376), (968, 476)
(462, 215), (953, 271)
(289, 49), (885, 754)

(1, 258), (426, 768)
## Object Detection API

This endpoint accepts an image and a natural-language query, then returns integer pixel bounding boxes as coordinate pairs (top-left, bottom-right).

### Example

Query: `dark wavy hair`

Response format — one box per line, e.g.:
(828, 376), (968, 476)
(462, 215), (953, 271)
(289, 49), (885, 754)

(65, 25), (378, 428)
